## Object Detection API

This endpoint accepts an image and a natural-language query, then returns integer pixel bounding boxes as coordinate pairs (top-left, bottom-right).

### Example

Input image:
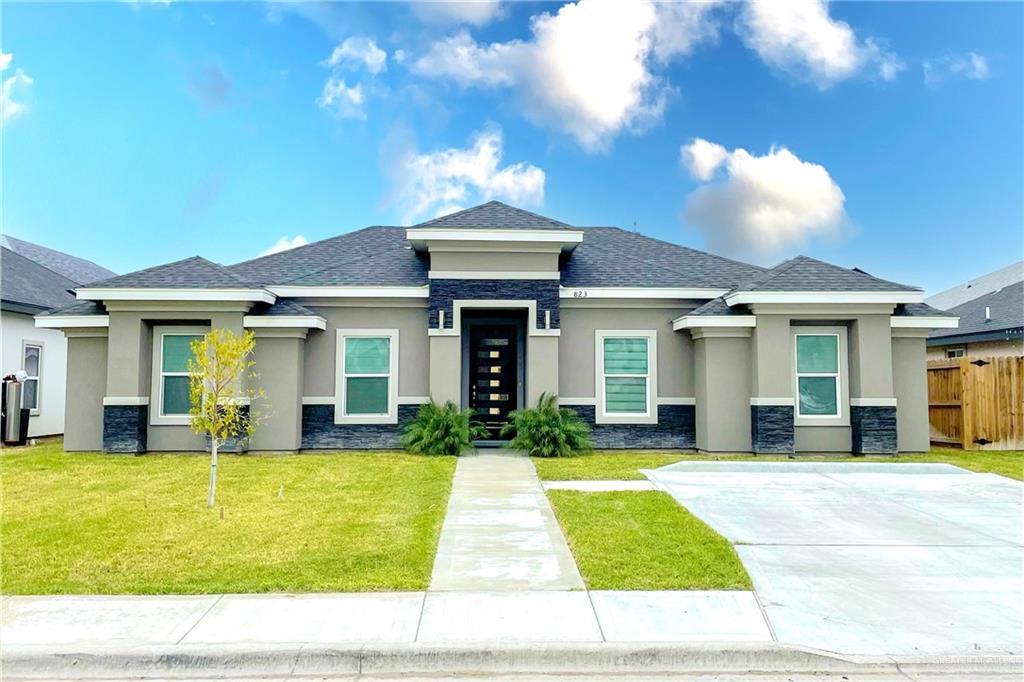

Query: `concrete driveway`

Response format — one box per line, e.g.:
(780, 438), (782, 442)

(645, 461), (1023, 657)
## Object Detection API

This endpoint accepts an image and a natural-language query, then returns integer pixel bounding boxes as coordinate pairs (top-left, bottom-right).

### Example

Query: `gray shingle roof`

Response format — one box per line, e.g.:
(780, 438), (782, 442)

(0, 235), (116, 285)
(86, 256), (256, 289)
(1, 247), (80, 313)
(412, 201), (571, 229)
(36, 300), (106, 317)
(563, 228), (765, 289)
(252, 300), (318, 316)
(229, 227), (427, 287)
(735, 256), (920, 292)
(687, 297), (751, 316)
(894, 302), (953, 317)
(930, 281), (1023, 340)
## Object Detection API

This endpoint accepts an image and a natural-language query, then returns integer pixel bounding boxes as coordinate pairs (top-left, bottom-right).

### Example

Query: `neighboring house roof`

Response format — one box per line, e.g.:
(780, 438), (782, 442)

(734, 256), (920, 293)
(1, 235), (115, 284)
(84, 256), (256, 289)
(1, 247), (81, 314)
(929, 281), (1023, 344)
(926, 260), (1024, 311)
(412, 201), (571, 229)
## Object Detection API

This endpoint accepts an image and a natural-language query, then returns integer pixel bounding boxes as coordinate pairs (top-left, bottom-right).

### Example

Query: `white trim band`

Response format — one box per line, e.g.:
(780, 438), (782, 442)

(429, 271), (561, 280)
(303, 395), (431, 406)
(407, 228), (584, 245)
(890, 316), (959, 329)
(76, 288), (275, 303)
(243, 315), (327, 330)
(657, 397), (696, 405)
(851, 398), (898, 407)
(103, 396), (150, 406)
(558, 397), (597, 406)
(726, 290), (923, 305)
(35, 315), (110, 328)
(562, 287), (727, 300)
(673, 315), (756, 330)
(750, 397), (795, 406)
(267, 285), (429, 299)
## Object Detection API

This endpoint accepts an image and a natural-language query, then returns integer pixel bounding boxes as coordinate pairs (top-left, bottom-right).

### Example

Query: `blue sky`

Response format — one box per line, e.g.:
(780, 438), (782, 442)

(3, 1), (1021, 294)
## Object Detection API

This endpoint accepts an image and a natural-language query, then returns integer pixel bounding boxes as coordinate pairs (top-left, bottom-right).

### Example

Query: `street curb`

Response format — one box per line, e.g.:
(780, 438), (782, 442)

(2, 642), (1021, 679)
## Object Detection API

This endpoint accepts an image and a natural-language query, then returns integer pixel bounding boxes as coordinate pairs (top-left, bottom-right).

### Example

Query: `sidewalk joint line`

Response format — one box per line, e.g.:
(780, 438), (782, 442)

(175, 593), (223, 645)
(751, 588), (778, 642)
(584, 588), (607, 643)
(413, 591), (427, 642)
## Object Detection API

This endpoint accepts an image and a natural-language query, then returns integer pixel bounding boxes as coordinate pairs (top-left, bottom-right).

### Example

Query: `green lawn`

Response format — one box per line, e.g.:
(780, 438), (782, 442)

(548, 490), (750, 590)
(533, 448), (1024, 481)
(1, 441), (455, 594)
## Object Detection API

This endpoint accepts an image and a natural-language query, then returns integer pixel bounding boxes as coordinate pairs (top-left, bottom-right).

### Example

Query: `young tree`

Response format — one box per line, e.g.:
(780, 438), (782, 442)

(187, 329), (264, 508)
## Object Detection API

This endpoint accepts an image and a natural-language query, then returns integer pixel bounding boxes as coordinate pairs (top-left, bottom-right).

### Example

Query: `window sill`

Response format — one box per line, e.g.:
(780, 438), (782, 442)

(595, 413), (658, 425)
(150, 415), (192, 427)
(334, 413), (398, 426)
(794, 418), (850, 428)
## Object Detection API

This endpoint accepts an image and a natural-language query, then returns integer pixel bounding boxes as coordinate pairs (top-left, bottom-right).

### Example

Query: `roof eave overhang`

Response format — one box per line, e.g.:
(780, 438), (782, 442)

(560, 286), (728, 300)
(243, 314), (327, 331)
(35, 314), (111, 329)
(75, 288), (276, 304)
(672, 315), (757, 331)
(266, 285), (429, 298)
(725, 291), (923, 305)
(406, 227), (584, 253)
(890, 316), (959, 329)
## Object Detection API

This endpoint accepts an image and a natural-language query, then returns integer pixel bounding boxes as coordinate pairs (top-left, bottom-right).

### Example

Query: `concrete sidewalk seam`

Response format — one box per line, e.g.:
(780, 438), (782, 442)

(174, 593), (222, 645)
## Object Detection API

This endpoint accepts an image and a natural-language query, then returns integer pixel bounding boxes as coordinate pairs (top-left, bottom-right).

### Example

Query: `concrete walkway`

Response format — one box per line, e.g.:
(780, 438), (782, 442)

(430, 449), (584, 591)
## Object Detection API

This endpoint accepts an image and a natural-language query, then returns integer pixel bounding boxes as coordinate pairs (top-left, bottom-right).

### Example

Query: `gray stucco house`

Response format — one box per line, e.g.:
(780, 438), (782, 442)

(37, 202), (957, 454)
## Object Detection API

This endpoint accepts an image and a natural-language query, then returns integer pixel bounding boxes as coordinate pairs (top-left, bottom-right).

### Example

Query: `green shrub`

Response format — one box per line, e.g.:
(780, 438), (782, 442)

(501, 393), (593, 457)
(402, 401), (488, 456)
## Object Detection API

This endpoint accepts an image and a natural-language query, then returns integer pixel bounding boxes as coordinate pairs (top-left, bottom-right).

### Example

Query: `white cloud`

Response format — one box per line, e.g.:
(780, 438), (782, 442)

(413, 0), (721, 152)
(260, 235), (309, 257)
(738, 0), (902, 88)
(324, 36), (387, 75)
(923, 52), (991, 87)
(317, 77), (365, 119)
(681, 139), (846, 261)
(1, 53), (33, 124)
(388, 127), (545, 223)
(412, 1), (507, 27)
(680, 138), (729, 182)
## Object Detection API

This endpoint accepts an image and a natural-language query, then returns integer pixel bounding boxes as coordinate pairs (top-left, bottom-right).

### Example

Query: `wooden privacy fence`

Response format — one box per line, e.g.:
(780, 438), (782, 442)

(928, 356), (1024, 450)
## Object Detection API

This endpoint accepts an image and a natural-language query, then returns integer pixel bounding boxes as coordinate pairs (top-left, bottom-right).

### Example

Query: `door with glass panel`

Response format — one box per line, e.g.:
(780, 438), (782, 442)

(468, 324), (519, 437)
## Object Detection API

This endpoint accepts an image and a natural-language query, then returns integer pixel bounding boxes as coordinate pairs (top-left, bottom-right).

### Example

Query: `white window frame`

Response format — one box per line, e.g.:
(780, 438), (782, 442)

(792, 326), (849, 427)
(945, 347), (965, 359)
(150, 326), (208, 426)
(335, 328), (399, 425)
(21, 341), (43, 415)
(595, 329), (658, 425)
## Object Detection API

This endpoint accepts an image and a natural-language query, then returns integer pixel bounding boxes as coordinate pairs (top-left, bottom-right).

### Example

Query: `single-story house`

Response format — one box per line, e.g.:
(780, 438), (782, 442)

(36, 202), (957, 454)
(925, 263), (1023, 359)
(2, 236), (116, 438)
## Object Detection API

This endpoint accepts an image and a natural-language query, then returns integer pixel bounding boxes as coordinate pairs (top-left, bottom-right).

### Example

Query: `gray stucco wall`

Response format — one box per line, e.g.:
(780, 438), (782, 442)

(429, 251), (559, 272)
(303, 305), (429, 399)
(251, 333), (305, 451)
(795, 425), (852, 452)
(694, 332), (752, 452)
(558, 305), (694, 399)
(64, 335), (107, 451)
(893, 334), (930, 452)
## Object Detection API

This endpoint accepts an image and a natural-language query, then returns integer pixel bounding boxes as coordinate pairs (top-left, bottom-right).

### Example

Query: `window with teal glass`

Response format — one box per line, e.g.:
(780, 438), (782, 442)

(603, 337), (649, 414)
(795, 334), (840, 417)
(343, 336), (391, 416)
(160, 334), (201, 416)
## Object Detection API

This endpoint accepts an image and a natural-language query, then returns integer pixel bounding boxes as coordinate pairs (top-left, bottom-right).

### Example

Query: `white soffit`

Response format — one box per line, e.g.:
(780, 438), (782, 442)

(266, 285), (430, 298)
(890, 316), (959, 329)
(406, 228), (584, 253)
(725, 290), (923, 305)
(243, 315), (328, 330)
(35, 315), (111, 328)
(76, 288), (276, 303)
(561, 287), (727, 300)
(672, 315), (757, 330)
(428, 271), (561, 280)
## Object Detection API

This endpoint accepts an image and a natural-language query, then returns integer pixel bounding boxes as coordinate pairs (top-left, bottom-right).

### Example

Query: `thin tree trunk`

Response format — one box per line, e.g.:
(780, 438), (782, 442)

(207, 436), (219, 508)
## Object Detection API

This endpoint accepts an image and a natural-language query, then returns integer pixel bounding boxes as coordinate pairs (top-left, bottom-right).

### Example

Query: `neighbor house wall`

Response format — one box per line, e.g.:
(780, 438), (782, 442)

(927, 338), (1024, 360)
(2, 311), (68, 437)
(63, 333), (107, 450)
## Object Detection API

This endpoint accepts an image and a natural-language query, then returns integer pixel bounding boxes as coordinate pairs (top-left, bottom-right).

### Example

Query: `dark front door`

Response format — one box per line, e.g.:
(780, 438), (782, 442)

(469, 323), (519, 437)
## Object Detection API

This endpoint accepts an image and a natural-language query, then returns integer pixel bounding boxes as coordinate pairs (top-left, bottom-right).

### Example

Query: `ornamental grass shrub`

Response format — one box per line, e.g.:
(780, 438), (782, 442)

(501, 392), (593, 457)
(402, 401), (488, 456)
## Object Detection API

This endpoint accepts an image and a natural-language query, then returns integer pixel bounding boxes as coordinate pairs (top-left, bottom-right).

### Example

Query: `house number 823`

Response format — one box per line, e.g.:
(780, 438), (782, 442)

(572, 290), (588, 298)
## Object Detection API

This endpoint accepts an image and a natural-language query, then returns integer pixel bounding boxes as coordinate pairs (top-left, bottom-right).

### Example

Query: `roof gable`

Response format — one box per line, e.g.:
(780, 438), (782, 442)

(85, 256), (256, 289)
(412, 201), (571, 229)
(736, 256), (920, 293)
